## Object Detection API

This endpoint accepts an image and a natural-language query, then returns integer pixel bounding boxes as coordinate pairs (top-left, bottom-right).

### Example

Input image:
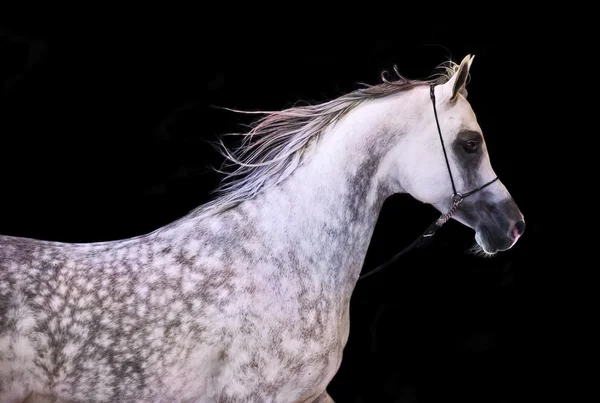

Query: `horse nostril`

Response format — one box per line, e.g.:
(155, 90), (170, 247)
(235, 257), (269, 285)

(514, 220), (526, 237)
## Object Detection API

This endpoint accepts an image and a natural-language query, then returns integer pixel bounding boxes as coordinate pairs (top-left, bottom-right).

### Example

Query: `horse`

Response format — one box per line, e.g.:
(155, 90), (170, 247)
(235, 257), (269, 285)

(0, 54), (525, 402)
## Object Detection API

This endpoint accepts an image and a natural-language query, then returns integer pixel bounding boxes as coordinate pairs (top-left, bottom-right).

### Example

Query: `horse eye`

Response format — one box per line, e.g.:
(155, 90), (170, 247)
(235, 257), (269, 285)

(463, 139), (480, 153)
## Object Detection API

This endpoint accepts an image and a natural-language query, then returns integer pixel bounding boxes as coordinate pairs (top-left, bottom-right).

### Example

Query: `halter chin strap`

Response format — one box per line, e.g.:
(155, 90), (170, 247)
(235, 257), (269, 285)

(359, 85), (499, 281)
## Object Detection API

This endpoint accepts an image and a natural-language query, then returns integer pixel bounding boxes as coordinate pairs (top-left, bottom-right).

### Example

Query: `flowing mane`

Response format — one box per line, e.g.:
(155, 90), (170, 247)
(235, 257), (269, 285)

(193, 59), (465, 218)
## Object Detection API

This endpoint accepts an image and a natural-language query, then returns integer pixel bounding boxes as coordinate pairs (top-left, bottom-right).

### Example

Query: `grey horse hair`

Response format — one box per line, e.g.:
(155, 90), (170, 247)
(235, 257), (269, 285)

(192, 59), (464, 219)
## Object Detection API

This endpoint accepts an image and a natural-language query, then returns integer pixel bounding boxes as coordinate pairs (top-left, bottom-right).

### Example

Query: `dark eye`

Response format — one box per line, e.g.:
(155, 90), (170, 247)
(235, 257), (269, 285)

(463, 139), (481, 153)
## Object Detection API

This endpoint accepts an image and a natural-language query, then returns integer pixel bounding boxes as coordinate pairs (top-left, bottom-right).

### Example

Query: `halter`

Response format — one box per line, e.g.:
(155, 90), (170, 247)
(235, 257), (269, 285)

(359, 85), (498, 280)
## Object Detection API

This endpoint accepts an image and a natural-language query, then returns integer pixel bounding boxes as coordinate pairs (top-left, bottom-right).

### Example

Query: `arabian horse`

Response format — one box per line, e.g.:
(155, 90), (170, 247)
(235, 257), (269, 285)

(0, 55), (525, 402)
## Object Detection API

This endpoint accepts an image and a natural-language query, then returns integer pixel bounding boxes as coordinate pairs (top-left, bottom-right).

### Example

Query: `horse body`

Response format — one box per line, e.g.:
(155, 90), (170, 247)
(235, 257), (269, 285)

(1, 55), (526, 402)
(1, 97), (390, 402)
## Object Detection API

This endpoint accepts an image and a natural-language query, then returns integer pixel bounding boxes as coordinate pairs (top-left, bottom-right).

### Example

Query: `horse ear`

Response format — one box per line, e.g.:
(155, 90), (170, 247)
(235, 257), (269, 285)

(443, 54), (474, 100)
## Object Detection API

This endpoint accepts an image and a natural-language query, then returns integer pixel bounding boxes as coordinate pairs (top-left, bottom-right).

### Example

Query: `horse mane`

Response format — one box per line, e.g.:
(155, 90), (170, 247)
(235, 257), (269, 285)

(192, 59), (464, 218)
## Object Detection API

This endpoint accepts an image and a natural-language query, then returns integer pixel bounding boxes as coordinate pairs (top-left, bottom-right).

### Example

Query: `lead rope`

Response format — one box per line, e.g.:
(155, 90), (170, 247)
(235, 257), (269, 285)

(358, 84), (502, 281)
(358, 195), (463, 281)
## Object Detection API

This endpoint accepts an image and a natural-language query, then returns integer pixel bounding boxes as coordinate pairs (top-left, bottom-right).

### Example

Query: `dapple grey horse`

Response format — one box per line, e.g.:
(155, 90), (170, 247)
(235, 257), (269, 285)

(0, 55), (524, 402)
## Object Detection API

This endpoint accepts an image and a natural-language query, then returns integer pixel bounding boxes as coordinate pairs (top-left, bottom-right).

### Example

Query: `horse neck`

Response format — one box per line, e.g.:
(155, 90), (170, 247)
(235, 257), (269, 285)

(243, 97), (408, 294)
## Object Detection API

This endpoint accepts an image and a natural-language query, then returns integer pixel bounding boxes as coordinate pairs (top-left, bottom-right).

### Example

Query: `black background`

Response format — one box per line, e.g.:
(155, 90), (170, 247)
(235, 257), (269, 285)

(1, 15), (567, 403)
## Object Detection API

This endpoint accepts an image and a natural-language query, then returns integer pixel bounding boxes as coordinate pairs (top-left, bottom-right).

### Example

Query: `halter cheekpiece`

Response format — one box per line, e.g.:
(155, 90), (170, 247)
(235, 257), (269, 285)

(359, 85), (499, 280)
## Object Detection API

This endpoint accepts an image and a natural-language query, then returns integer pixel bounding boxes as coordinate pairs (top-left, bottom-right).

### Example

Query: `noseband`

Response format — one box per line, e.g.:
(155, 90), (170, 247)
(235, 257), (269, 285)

(359, 85), (498, 280)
